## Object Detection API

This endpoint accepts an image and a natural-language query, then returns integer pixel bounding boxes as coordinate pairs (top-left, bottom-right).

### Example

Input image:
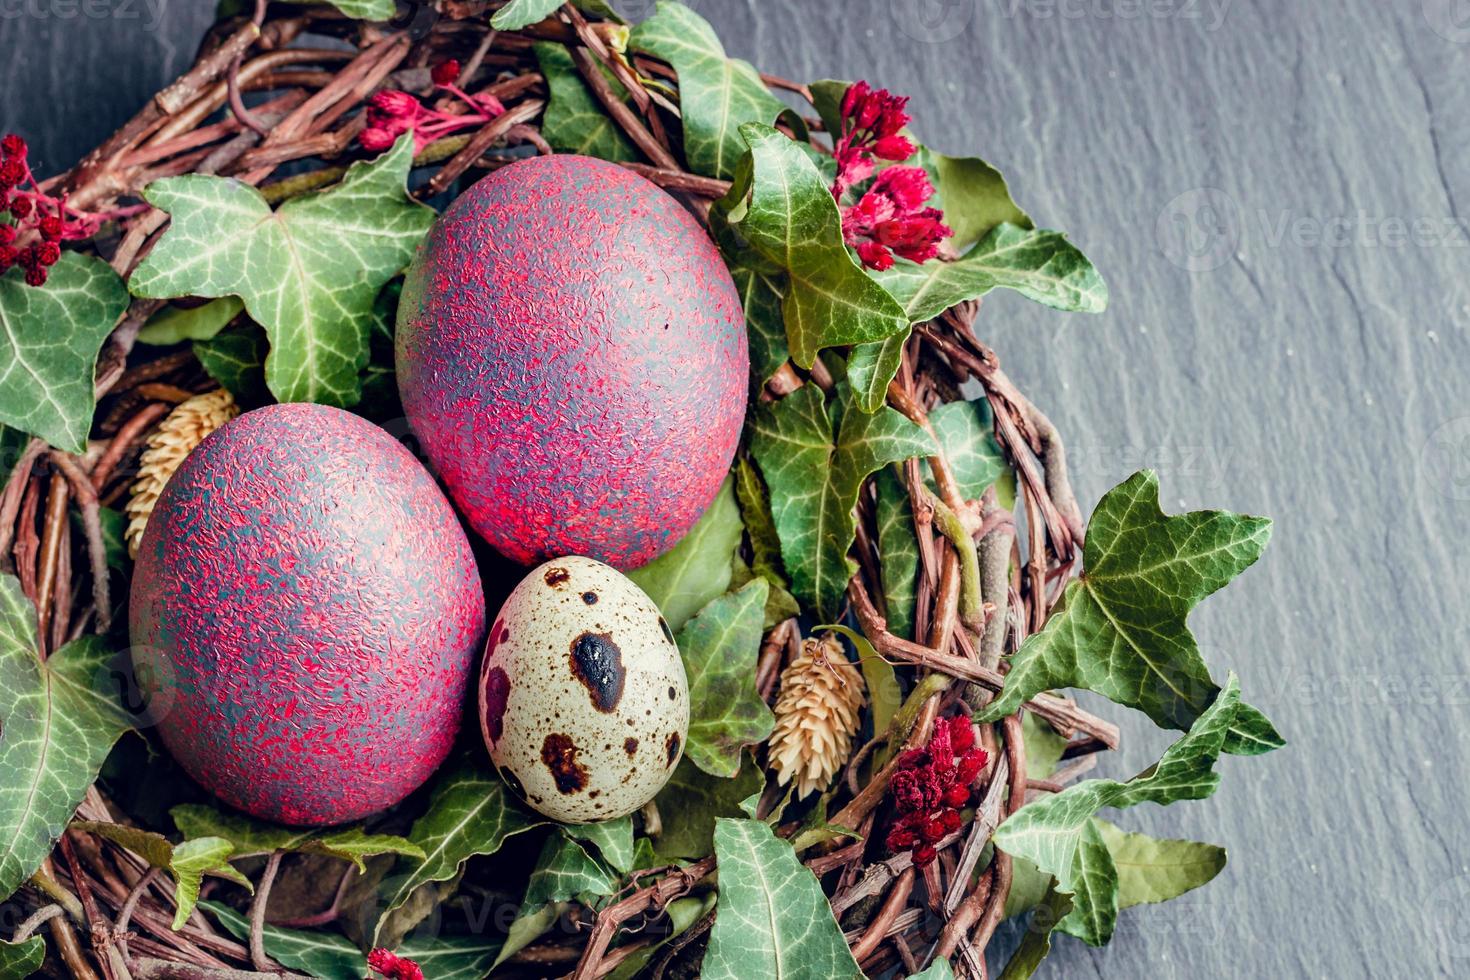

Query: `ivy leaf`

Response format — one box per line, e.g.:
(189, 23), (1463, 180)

(653, 756), (764, 861)
(750, 383), (931, 619)
(627, 476), (742, 632)
(979, 470), (1282, 755)
(130, 134), (434, 407)
(997, 885), (1072, 980)
(533, 43), (638, 161)
(926, 150), (1033, 251)
(607, 893), (716, 980)
(0, 575), (132, 903)
(1022, 712), (1071, 782)
(0, 253), (129, 453)
(304, 0), (395, 20)
(205, 901), (502, 980)
(732, 457), (788, 590)
(677, 579), (774, 777)
(170, 803), (423, 871)
(850, 224), (1106, 405)
(992, 675), (1245, 945)
(629, 2), (788, 179)
(497, 832), (618, 965)
(136, 296), (244, 346)
(372, 761), (544, 946)
(491, 0), (564, 30)
(568, 815), (635, 873)
(1096, 819), (1226, 911)
(906, 961), (956, 980)
(702, 818), (862, 980)
(728, 262), (788, 389)
(194, 324), (268, 406)
(0, 936), (43, 978)
(717, 124), (909, 371)
(73, 822), (250, 929)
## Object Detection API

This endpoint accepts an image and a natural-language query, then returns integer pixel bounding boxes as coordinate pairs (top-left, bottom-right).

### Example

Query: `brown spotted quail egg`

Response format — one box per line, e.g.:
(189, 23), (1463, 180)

(478, 556), (689, 822)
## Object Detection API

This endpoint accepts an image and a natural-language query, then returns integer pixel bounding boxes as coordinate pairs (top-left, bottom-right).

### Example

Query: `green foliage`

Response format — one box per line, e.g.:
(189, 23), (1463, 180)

(194, 324), (268, 405)
(992, 675), (1245, 945)
(750, 383), (932, 619)
(136, 296), (243, 346)
(568, 814), (635, 873)
(702, 818), (862, 980)
(498, 832), (619, 965)
(0, 936), (44, 979)
(533, 43), (639, 160)
(653, 756), (764, 861)
(980, 470), (1283, 755)
(372, 761), (544, 946)
(717, 124), (909, 377)
(1096, 819), (1227, 910)
(74, 822), (250, 929)
(0, 253), (129, 452)
(170, 803), (422, 870)
(677, 579), (775, 777)
(0, 575), (131, 903)
(628, 476), (742, 632)
(491, 0), (565, 30)
(630, 3), (789, 179)
(926, 150), (1033, 251)
(130, 135), (433, 407)
(728, 262), (788, 389)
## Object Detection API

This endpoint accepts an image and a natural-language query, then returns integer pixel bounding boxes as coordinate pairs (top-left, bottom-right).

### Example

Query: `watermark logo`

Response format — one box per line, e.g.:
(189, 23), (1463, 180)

(995, 0), (1232, 32)
(1419, 417), (1470, 501)
(1155, 187), (1240, 272)
(0, 0), (168, 31)
(895, 0), (976, 42)
(1424, 0), (1470, 43)
(1426, 874), (1470, 958)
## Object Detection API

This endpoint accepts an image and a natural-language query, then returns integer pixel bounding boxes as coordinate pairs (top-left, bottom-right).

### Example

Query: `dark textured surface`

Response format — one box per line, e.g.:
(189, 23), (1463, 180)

(4, 0), (1466, 973)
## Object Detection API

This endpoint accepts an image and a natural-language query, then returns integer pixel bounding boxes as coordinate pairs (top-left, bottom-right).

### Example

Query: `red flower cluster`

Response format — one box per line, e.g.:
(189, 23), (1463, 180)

(0, 134), (62, 286)
(830, 83), (951, 271)
(360, 61), (506, 153)
(884, 713), (987, 867)
(367, 948), (423, 980)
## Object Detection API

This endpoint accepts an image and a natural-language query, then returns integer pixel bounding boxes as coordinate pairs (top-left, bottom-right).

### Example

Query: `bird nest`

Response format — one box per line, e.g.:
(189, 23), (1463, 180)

(0, 3), (1276, 980)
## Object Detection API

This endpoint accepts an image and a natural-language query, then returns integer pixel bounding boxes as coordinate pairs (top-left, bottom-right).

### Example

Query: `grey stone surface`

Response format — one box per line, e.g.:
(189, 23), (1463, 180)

(3, 1), (1467, 976)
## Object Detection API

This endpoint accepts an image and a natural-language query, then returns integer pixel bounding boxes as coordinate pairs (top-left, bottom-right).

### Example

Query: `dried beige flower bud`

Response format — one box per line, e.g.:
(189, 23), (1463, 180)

(768, 633), (867, 799)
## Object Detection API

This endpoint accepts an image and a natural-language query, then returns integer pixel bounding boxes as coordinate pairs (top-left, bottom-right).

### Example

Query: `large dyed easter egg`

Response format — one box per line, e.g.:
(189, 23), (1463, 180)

(129, 403), (485, 826)
(395, 153), (747, 570)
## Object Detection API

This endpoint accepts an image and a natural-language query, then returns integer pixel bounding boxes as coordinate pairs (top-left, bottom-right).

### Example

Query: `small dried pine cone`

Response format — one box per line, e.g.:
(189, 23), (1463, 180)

(768, 632), (867, 799)
(125, 388), (239, 557)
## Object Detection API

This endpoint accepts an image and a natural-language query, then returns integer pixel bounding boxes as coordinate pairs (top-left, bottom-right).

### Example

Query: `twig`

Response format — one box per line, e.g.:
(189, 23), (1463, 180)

(12, 904), (65, 942)
(850, 867), (914, 961)
(248, 852), (283, 972)
(131, 961), (308, 980)
(570, 856), (716, 980)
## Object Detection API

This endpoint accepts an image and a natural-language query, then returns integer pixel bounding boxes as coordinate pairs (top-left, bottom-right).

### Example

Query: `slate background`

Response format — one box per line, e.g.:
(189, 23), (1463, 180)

(3, 0), (1467, 976)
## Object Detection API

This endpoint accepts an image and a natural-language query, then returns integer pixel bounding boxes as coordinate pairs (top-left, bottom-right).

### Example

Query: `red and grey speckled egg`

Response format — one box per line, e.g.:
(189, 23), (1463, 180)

(480, 556), (688, 823)
(129, 403), (485, 826)
(395, 153), (747, 571)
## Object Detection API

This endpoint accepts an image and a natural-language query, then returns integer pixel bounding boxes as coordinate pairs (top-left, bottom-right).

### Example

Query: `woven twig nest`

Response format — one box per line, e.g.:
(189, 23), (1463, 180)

(0, 4), (1278, 979)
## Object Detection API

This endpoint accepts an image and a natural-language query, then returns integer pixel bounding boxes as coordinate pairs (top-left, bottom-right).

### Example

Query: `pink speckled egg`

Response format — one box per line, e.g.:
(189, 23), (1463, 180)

(129, 403), (485, 826)
(395, 154), (748, 571)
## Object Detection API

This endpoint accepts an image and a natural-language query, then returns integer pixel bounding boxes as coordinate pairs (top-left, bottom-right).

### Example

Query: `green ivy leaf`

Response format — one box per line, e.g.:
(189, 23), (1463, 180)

(1096, 819), (1227, 911)
(130, 134), (434, 407)
(750, 383), (931, 619)
(627, 476), (742, 632)
(907, 960), (957, 980)
(170, 803), (423, 871)
(205, 901), (502, 980)
(850, 224), (1106, 405)
(717, 124), (909, 371)
(533, 43), (638, 161)
(0, 936), (44, 979)
(136, 296), (244, 346)
(607, 893), (715, 980)
(372, 761), (544, 946)
(979, 470), (1282, 755)
(702, 818), (862, 980)
(568, 815), (635, 873)
(732, 457), (788, 590)
(73, 822), (250, 929)
(1022, 712), (1071, 782)
(0, 253), (129, 453)
(728, 262), (788, 389)
(653, 756), (764, 861)
(0, 575), (132, 903)
(498, 832), (619, 966)
(927, 150), (1033, 252)
(677, 579), (774, 777)
(997, 885), (1071, 980)
(194, 324), (268, 406)
(491, 0), (565, 30)
(629, 3), (788, 179)
(299, 0), (395, 20)
(992, 675), (1244, 945)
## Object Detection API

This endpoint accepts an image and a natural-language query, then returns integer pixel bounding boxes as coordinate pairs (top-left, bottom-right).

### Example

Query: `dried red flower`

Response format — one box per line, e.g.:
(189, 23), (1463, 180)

(24, 265), (46, 287)
(10, 197), (32, 220)
(367, 948), (424, 980)
(38, 214), (63, 241)
(0, 224), (15, 246)
(884, 714), (986, 868)
(359, 84), (506, 154)
(431, 58), (461, 86)
(1, 134), (25, 158)
(36, 241), (60, 266)
(0, 244), (17, 271)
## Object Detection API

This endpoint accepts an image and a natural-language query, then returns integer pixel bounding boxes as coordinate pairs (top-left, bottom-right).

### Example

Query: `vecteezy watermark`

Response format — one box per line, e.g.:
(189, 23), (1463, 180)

(1419, 417), (1470, 501)
(893, 0), (977, 42)
(1426, 874), (1470, 959)
(1423, 0), (1470, 43)
(0, 0), (168, 31)
(1157, 188), (1469, 271)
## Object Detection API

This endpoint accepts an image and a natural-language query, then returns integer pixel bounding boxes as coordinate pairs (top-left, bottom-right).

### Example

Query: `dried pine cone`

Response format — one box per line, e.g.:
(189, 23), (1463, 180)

(125, 388), (239, 557)
(769, 633), (867, 798)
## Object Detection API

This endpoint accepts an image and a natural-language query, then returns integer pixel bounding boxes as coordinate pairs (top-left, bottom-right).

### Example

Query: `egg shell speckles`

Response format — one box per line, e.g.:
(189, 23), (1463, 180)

(480, 556), (689, 823)
(395, 153), (748, 571)
(129, 403), (486, 826)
